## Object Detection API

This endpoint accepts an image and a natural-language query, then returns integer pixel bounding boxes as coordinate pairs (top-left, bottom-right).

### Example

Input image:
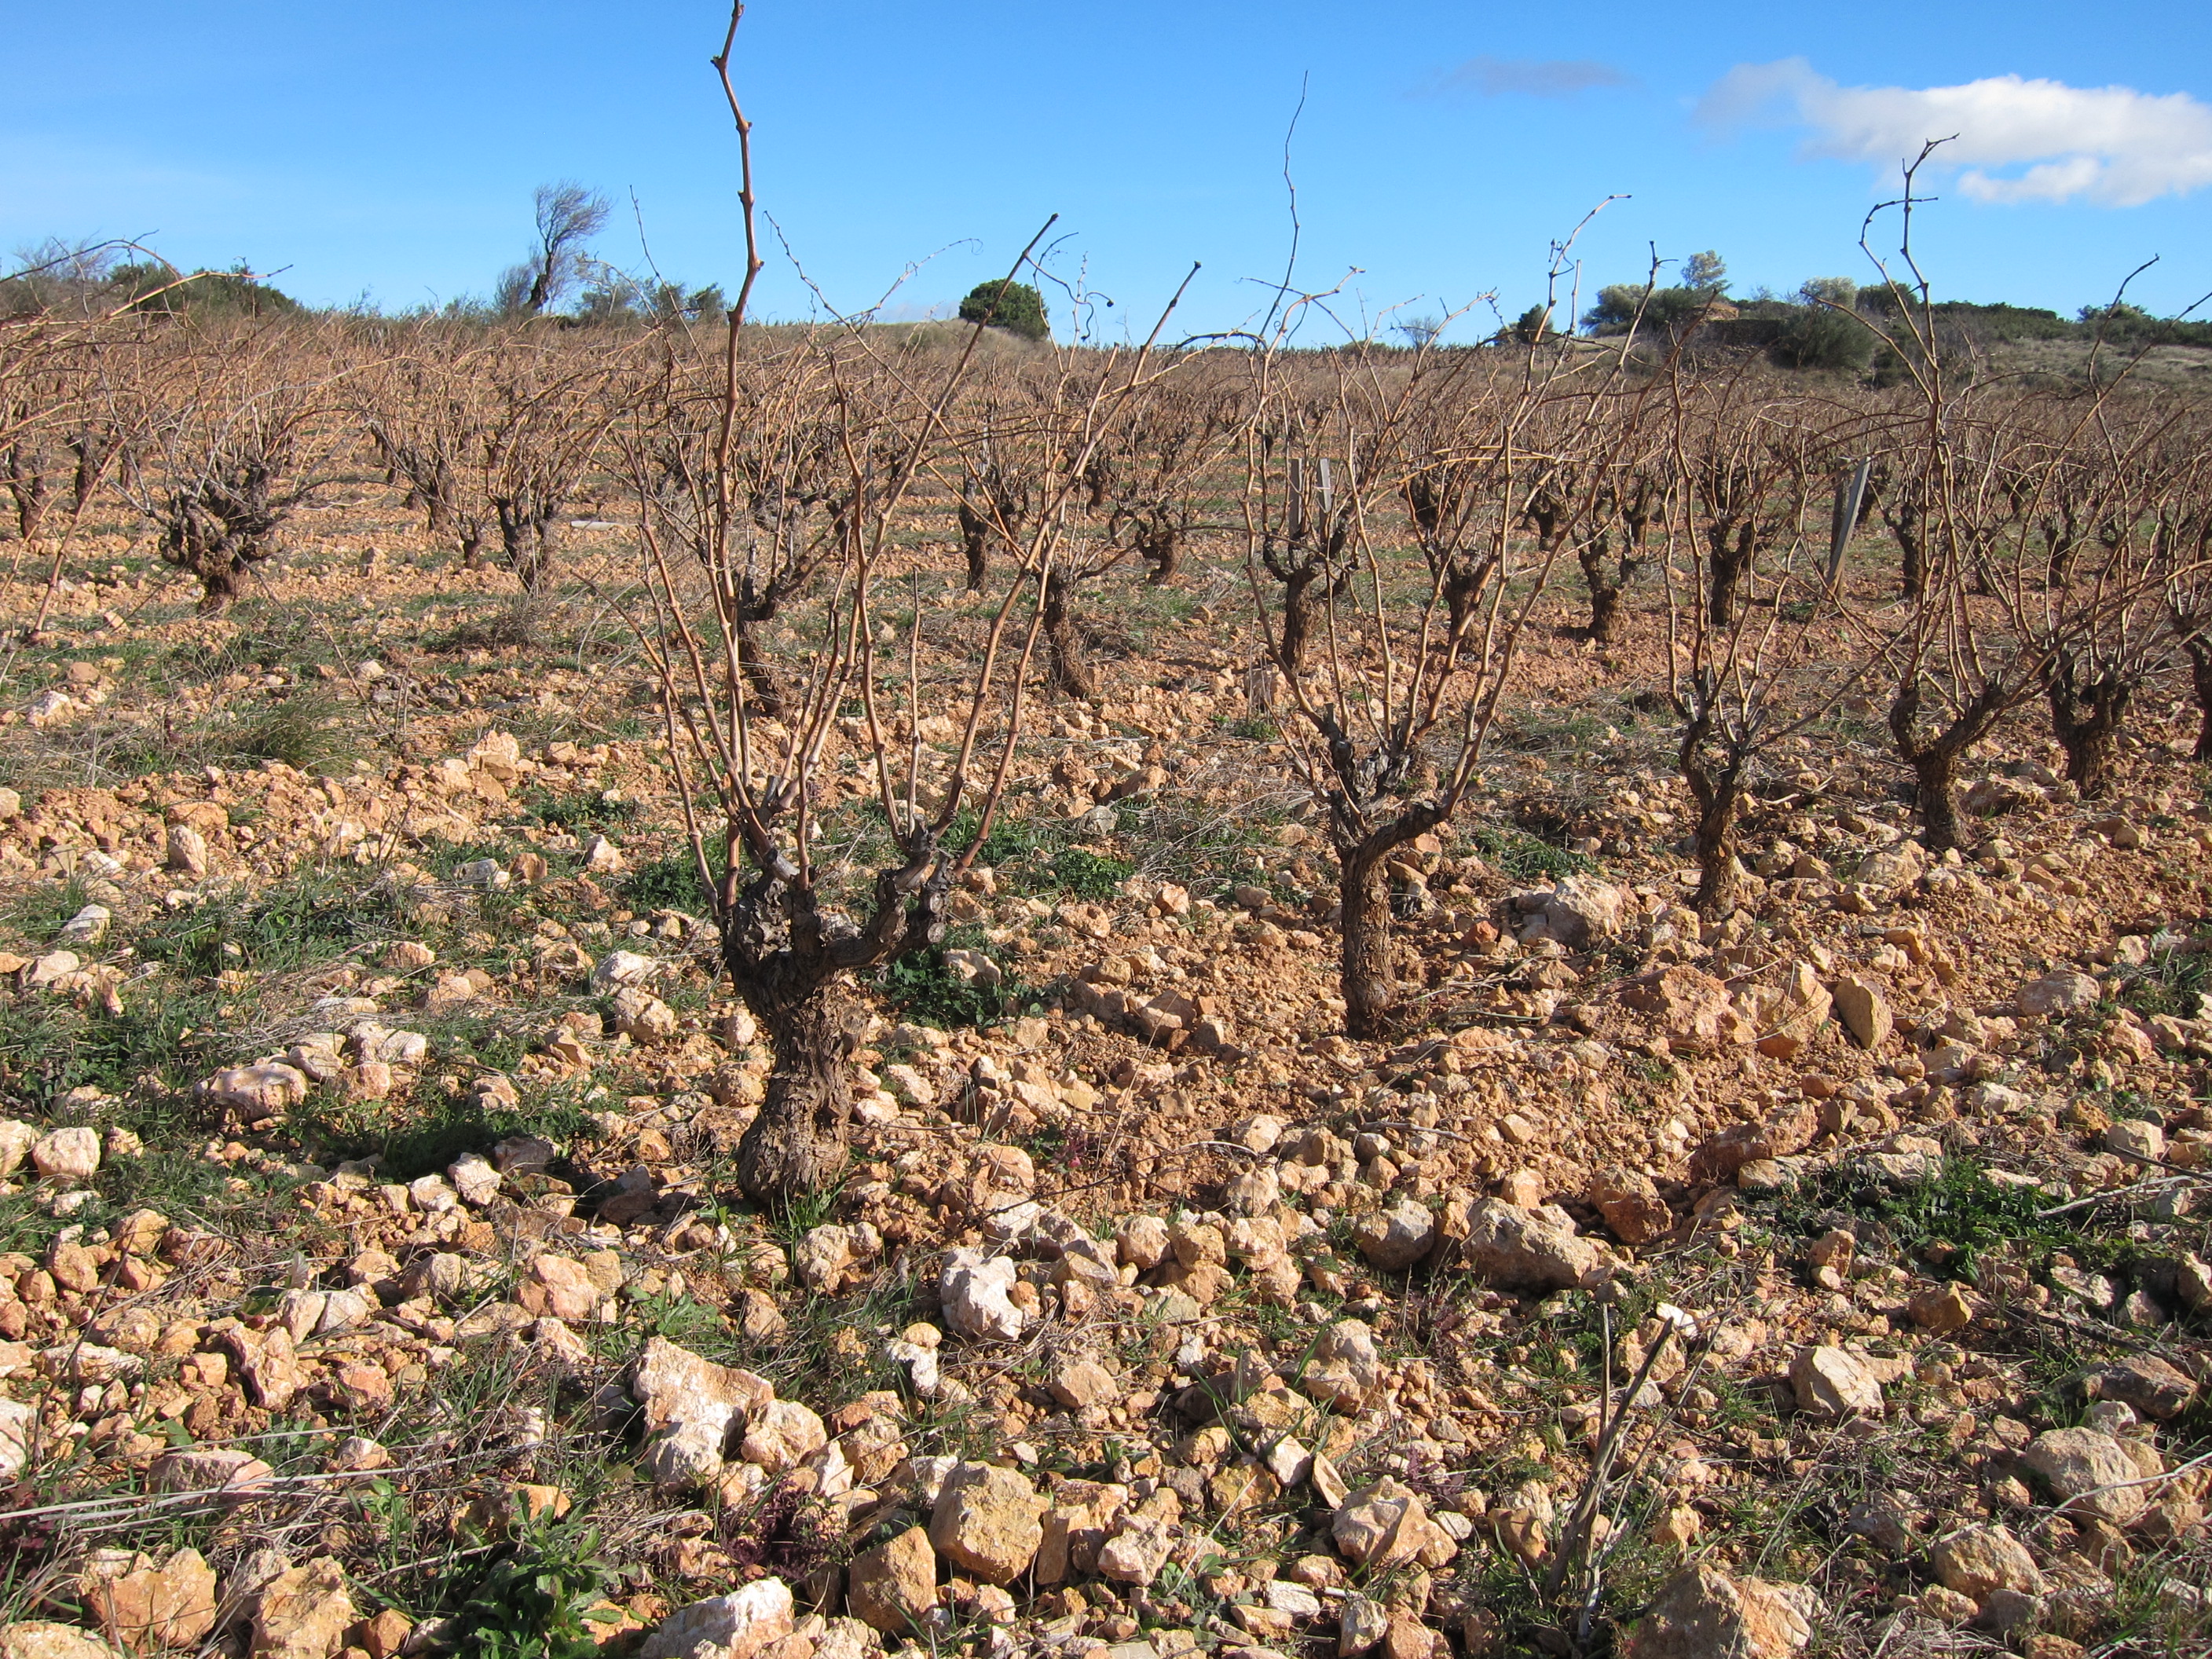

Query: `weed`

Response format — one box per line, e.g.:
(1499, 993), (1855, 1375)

(455, 1503), (618, 1659)
(1766, 1155), (2122, 1281)
(1048, 847), (1131, 899)
(879, 936), (1033, 1030)
(520, 788), (640, 837)
(621, 848), (719, 915)
(1470, 824), (1591, 883)
(225, 690), (358, 773)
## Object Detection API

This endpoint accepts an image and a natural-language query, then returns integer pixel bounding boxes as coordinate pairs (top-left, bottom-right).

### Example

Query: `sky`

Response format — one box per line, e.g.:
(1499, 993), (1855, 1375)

(5, 0), (2210, 342)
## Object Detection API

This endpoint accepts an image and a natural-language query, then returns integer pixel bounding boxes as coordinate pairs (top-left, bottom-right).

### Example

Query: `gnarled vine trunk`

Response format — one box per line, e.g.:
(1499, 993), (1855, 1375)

(2045, 662), (2133, 799)
(1044, 569), (1096, 699)
(1679, 715), (1747, 917)
(733, 981), (855, 1200)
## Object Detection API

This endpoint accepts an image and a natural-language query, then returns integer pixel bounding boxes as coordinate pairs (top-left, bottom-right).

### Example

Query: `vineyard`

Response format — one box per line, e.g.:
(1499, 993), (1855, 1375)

(0, 110), (2209, 1659)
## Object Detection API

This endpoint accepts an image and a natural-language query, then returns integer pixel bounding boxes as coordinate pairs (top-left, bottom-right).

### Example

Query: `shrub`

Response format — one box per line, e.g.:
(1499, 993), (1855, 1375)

(957, 280), (1049, 341)
(1771, 306), (1873, 372)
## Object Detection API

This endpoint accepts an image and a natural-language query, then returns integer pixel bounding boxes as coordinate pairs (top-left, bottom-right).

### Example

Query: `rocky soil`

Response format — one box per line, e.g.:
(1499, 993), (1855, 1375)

(0, 505), (2205, 1659)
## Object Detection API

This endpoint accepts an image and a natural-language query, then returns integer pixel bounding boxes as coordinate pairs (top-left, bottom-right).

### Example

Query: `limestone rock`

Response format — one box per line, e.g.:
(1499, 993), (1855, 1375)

(1624, 1566), (1818, 1659)
(29, 1126), (101, 1184)
(1095, 1514), (1175, 1586)
(0, 1627), (126, 1659)
(632, 1337), (773, 1490)
(1907, 1282), (1975, 1334)
(2019, 971), (2100, 1017)
(198, 1064), (309, 1117)
(1351, 1200), (1437, 1271)
(1789, 1346), (1884, 1419)
(149, 1448), (276, 1499)
(1303, 1320), (1384, 1411)
(2101, 1119), (2165, 1163)
(1331, 1478), (1458, 1571)
(249, 1558), (355, 1659)
(1588, 1167), (1672, 1247)
(2020, 1428), (2148, 1525)
(1621, 967), (1755, 1053)
(1829, 978), (1892, 1049)
(793, 1224), (881, 1295)
(738, 1399), (826, 1477)
(77, 1550), (218, 1654)
(519, 1255), (602, 1323)
(610, 987), (677, 1043)
(1046, 1355), (1119, 1410)
(1930, 1525), (2043, 1600)
(844, 1525), (938, 1635)
(1519, 877), (1627, 949)
(0, 1400), (33, 1480)
(1037, 1481), (1130, 1583)
(640, 1582), (795, 1659)
(939, 1249), (1026, 1342)
(2076, 1354), (2197, 1422)
(928, 1462), (1046, 1584)
(1459, 1199), (1610, 1291)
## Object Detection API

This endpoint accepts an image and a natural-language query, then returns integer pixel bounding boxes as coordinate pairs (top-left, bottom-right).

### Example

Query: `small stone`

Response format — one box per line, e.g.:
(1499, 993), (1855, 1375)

(928, 1462), (1045, 1585)
(1929, 1525), (2043, 1600)
(1624, 1566), (1818, 1659)
(844, 1526), (937, 1635)
(1830, 977), (1892, 1049)
(639, 1582), (795, 1659)
(1788, 1346), (1883, 1419)
(249, 1558), (355, 1659)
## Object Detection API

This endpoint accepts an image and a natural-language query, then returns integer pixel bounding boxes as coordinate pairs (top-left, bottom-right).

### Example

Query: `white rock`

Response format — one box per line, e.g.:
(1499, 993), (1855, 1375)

(0, 1398), (35, 1478)
(0, 1122), (35, 1177)
(640, 1581), (794, 1659)
(591, 950), (660, 992)
(30, 1127), (101, 1184)
(940, 1247), (1027, 1342)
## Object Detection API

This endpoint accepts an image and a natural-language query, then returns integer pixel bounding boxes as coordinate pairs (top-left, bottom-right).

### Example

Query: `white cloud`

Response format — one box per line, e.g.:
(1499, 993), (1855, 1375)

(1696, 58), (2212, 207)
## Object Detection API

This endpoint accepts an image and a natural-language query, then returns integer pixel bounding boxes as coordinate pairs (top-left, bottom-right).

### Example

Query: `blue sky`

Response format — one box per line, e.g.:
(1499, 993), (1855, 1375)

(5, 1), (2209, 339)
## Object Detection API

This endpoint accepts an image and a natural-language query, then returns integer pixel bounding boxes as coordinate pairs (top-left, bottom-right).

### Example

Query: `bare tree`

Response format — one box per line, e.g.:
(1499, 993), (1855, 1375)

(505, 182), (610, 317)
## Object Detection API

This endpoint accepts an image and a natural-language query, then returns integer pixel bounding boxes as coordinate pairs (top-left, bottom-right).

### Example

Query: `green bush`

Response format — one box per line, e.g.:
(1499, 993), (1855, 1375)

(456, 1503), (618, 1659)
(622, 848), (720, 913)
(1049, 848), (1131, 899)
(1771, 306), (1873, 372)
(957, 280), (1049, 341)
